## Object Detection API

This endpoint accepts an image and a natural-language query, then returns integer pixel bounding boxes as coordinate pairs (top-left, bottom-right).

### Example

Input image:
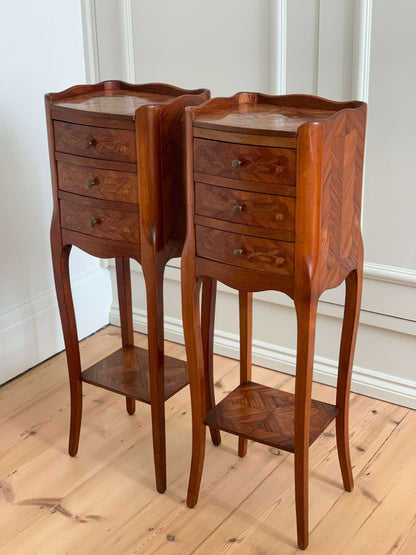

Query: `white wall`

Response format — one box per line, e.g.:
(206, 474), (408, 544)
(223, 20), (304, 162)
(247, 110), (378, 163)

(0, 1), (111, 384)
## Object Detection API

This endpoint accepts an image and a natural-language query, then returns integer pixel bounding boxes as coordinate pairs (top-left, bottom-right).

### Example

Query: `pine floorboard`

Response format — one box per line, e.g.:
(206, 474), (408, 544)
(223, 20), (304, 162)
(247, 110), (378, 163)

(0, 325), (415, 554)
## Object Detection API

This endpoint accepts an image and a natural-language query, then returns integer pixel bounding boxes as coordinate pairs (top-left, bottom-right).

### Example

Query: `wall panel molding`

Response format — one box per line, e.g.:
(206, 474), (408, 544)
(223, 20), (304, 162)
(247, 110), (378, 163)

(120, 0), (135, 82)
(353, 0), (373, 101)
(271, 0), (287, 94)
(81, 0), (100, 83)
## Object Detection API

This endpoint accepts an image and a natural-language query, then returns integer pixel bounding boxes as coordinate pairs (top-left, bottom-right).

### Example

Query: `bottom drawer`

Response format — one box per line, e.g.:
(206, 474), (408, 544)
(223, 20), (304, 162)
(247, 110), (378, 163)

(60, 199), (140, 243)
(195, 225), (294, 275)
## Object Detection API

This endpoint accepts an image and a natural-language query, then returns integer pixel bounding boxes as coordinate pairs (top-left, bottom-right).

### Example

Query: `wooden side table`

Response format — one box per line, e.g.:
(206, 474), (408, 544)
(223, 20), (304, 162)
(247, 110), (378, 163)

(45, 81), (210, 493)
(181, 92), (367, 549)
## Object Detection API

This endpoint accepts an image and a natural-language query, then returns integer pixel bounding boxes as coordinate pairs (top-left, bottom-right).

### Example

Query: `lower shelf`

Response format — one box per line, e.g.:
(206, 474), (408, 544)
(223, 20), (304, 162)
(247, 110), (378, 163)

(205, 381), (338, 453)
(81, 346), (188, 404)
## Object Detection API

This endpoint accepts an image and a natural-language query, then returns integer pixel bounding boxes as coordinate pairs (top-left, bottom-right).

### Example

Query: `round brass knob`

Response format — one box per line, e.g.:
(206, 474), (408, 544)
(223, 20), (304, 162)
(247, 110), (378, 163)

(231, 159), (242, 168)
(84, 140), (94, 149)
(89, 219), (99, 227)
(86, 179), (96, 189)
(233, 205), (243, 214)
(233, 248), (244, 257)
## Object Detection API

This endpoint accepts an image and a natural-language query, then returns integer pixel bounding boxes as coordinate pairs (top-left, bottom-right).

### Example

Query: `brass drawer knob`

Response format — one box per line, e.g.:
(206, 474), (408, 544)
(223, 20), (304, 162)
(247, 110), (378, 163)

(233, 248), (244, 257)
(89, 219), (99, 228)
(86, 179), (96, 189)
(84, 139), (94, 149)
(233, 205), (243, 214)
(231, 159), (242, 168)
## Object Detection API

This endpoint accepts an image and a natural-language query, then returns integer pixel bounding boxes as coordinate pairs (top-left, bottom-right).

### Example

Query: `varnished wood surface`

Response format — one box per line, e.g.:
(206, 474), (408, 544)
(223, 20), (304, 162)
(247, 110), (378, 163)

(190, 92), (361, 137)
(46, 81), (210, 493)
(54, 121), (137, 163)
(194, 138), (297, 184)
(195, 225), (294, 275)
(195, 181), (296, 231)
(81, 345), (189, 403)
(182, 93), (367, 549)
(1, 326), (415, 555)
(205, 382), (338, 452)
(60, 198), (140, 243)
(57, 160), (138, 203)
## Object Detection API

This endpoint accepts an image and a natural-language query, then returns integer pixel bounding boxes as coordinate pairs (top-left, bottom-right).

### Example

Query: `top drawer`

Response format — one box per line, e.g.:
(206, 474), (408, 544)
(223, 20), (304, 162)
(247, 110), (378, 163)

(54, 121), (136, 163)
(194, 138), (296, 185)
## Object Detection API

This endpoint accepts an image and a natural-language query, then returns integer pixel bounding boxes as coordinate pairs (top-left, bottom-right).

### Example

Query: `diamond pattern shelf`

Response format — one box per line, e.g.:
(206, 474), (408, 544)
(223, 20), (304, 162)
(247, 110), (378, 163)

(205, 381), (339, 453)
(81, 346), (189, 404)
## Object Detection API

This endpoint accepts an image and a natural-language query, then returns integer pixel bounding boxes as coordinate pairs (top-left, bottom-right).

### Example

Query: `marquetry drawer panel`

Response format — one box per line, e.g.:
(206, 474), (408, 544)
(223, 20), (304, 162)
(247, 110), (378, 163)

(195, 182), (295, 232)
(54, 121), (136, 163)
(57, 160), (138, 203)
(194, 138), (296, 185)
(195, 225), (294, 275)
(60, 199), (140, 243)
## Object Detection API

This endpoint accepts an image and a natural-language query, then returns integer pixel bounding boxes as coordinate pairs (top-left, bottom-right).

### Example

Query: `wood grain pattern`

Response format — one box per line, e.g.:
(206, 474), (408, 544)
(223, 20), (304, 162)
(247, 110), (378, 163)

(60, 199), (140, 243)
(182, 92), (367, 550)
(194, 138), (296, 184)
(57, 160), (138, 203)
(54, 121), (137, 163)
(81, 345), (188, 403)
(195, 182), (296, 231)
(205, 382), (338, 452)
(46, 81), (209, 494)
(195, 225), (294, 275)
(1, 327), (414, 554)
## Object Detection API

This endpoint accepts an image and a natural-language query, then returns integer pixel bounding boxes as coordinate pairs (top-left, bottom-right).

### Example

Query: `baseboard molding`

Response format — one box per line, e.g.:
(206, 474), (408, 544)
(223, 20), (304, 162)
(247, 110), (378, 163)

(0, 266), (111, 385)
(109, 306), (416, 410)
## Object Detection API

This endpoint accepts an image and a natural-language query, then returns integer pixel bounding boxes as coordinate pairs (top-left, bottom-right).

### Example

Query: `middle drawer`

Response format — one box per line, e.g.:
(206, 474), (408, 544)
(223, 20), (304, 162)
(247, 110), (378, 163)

(195, 182), (295, 231)
(57, 160), (138, 203)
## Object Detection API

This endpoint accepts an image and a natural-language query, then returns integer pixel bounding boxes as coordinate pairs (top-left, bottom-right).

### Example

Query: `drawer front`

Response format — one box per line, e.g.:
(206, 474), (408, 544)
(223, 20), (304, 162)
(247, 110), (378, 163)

(195, 226), (294, 275)
(194, 138), (296, 185)
(54, 121), (136, 163)
(60, 199), (140, 243)
(195, 182), (295, 231)
(57, 161), (138, 203)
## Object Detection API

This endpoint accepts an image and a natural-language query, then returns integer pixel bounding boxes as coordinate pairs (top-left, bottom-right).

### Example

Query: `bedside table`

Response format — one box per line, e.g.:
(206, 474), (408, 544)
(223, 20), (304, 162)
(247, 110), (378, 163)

(181, 92), (367, 549)
(45, 81), (209, 493)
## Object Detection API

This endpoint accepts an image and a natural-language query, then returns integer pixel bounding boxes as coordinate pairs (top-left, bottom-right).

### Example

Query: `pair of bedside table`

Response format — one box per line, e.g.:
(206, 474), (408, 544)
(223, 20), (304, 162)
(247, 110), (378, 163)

(46, 82), (366, 550)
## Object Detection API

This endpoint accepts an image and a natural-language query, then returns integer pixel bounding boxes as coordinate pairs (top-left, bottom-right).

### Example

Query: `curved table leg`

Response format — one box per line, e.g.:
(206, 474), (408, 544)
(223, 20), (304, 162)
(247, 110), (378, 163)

(294, 294), (318, 550)
(51, 237), (82, 457)
(336, 263), (363, 492)
(142, 256), (166, 493)
(183, 276), (206, 508)
(238, 290), (253, 458)
(201, 277), (221, 446)
(115, 257), (136, 415)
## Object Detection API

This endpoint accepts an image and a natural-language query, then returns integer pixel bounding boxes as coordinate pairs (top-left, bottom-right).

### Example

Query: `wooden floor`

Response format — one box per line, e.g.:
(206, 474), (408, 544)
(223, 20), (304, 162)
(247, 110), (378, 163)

(1, 325), (415, 554)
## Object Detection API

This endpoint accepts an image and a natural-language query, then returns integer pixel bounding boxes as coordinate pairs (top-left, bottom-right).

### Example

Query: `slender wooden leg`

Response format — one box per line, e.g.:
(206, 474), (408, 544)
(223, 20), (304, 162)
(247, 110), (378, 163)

(182, 276), (207, 508)
(50, 237), (82, 457)
(294, 296), (318, 550)
(336, 264), (363, 492)
(115, 257), (136, 415)
(238, 290), (253, 457)
(143, 257), (166, 493)
(201, 277), (221, 446)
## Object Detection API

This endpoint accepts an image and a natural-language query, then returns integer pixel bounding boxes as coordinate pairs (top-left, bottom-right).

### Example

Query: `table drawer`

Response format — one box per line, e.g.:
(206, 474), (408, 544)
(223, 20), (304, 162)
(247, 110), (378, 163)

(194, 138), (296, 185)
(195, 225), (294, 275)
(54, 121), (136, 163)
(60, 199), (140, 243)
(195, 182), (295, 232)
(57, 160), (138, 203)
